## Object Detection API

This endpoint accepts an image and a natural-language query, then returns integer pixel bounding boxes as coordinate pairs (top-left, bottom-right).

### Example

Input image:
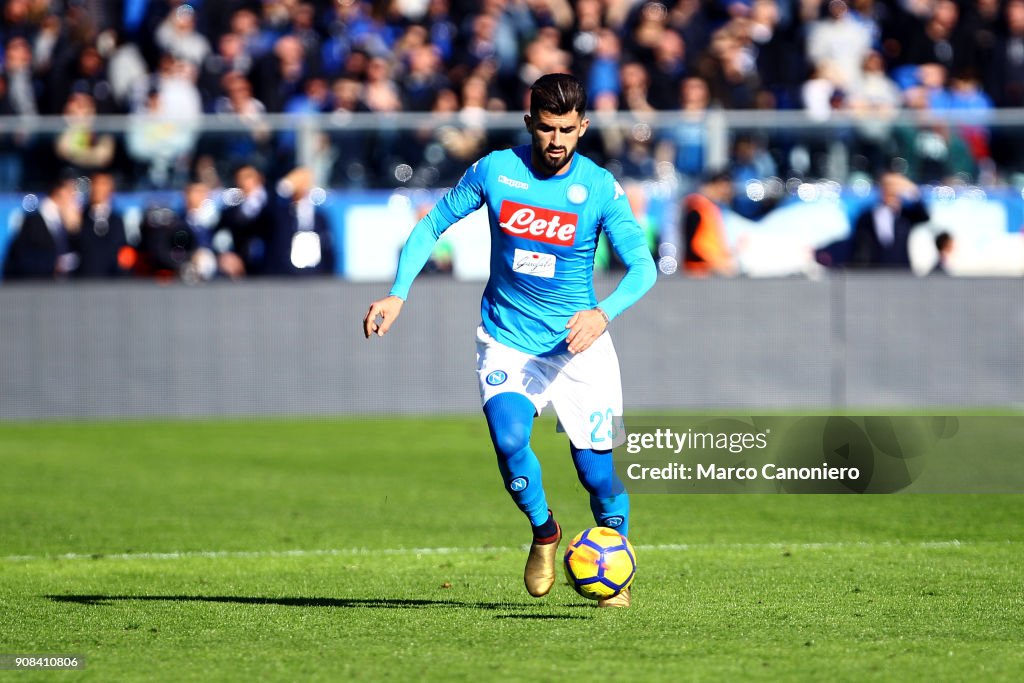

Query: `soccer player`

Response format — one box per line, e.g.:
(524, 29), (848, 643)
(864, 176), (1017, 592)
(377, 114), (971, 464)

(363, 73), (656, 608)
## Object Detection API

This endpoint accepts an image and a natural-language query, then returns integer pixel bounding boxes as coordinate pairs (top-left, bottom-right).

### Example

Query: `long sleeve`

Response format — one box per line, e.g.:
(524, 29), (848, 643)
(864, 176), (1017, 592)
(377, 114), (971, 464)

(595, 179), (657, 320)
(389, 154), (489, 300)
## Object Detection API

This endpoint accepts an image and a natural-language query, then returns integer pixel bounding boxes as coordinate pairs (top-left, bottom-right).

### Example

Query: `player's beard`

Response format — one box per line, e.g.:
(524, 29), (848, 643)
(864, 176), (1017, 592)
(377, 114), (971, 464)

(532, 138), (575, 175)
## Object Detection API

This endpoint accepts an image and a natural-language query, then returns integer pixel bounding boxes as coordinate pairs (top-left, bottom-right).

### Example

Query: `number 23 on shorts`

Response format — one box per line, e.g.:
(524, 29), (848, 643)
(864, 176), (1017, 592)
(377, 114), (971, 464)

(589, 408), (619, 445)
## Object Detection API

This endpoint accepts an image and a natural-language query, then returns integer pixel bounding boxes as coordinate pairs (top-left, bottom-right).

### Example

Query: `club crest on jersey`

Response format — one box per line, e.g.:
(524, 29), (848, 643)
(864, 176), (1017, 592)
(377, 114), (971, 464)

(567, 184), (588, 204)
(486, 370), (508, 386)
(498, 200), (578, 246)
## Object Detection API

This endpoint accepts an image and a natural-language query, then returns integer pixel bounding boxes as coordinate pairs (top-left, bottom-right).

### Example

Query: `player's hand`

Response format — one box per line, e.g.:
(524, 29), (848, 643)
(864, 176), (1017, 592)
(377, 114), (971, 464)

(363, 295), (404, 339)
(565, 308), (609, 354)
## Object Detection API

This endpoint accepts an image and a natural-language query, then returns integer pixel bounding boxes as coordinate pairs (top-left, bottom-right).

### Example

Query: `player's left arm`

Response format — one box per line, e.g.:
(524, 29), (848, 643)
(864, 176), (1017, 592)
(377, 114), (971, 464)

(565, 179), (657, 353)
(364, 156), (490, 339)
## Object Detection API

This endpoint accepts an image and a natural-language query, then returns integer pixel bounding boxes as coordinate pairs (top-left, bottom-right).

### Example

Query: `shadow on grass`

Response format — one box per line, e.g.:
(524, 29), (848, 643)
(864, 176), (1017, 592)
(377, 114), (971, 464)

(493, 613), (591, 620)
(47, 594), (593, 618)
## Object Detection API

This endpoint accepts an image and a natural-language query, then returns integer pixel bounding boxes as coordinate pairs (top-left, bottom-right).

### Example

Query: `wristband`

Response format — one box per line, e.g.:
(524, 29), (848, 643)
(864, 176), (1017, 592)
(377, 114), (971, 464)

(594, 307), (610, 325)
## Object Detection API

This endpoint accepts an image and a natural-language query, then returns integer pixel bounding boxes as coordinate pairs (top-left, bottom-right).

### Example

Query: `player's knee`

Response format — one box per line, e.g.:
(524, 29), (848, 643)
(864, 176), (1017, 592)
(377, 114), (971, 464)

(491, 424), (530, 460)
(578, 468), (617, 498)
(484, 393), (535, 459)
(573, 447), (624, 497)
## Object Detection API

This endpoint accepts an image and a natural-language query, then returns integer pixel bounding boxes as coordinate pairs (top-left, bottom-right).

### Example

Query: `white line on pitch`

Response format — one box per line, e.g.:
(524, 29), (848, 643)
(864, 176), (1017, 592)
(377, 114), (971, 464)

(2, 539), (1016, 563)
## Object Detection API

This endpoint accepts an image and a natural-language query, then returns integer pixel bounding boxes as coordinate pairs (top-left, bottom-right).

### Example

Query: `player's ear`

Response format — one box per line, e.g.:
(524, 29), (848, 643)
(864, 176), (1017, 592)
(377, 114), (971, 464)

(578, 116), (590, 138)
(523, 114), (533, 133)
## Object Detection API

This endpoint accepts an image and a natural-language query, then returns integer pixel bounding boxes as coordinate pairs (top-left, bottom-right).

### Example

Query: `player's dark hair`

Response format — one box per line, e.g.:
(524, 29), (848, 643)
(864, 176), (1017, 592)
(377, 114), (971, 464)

(935, 232), (952, 252)
(530, 73), (587, 118)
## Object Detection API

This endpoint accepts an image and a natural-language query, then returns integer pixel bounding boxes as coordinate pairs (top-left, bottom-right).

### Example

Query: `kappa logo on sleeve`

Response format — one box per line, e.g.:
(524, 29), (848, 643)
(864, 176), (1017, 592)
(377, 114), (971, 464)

(498, 200), (578, 246)
(498, 175), (529, 190)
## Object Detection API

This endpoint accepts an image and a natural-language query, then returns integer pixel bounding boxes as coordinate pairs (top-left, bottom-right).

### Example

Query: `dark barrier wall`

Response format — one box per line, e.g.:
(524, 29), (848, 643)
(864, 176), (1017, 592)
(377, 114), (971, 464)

(1, 276), (1021, 419)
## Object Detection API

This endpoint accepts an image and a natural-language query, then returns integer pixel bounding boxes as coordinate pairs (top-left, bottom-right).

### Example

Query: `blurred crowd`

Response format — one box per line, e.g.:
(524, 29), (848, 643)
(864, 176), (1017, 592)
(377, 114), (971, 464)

(1, 165), (336, 280)
(0, 0), (1022, 192)
(2, 0), (1021, 281)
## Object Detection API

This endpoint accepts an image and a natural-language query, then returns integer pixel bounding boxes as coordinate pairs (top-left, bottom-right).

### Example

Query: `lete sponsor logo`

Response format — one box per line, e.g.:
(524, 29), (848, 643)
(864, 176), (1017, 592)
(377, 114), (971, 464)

(498, 200), (578, 246)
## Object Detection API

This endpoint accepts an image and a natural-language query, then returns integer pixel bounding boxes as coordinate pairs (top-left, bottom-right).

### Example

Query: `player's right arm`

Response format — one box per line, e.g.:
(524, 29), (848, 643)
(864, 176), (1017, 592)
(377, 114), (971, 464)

(362, 155), (490, 339)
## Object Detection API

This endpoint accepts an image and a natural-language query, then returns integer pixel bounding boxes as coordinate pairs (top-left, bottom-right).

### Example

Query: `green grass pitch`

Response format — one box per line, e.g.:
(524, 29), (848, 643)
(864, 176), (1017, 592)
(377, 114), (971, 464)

(1, 417), (1022, 681)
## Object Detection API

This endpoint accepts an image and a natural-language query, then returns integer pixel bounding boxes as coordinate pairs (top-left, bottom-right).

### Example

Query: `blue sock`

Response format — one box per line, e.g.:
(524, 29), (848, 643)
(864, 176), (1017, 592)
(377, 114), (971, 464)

(484, 393), (552, 531)
(571, 445), (630, 538)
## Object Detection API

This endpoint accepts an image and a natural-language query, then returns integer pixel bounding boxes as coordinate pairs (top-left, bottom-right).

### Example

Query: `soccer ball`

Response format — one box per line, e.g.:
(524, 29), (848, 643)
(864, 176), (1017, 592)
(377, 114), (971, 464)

(563, 527), (637, 600)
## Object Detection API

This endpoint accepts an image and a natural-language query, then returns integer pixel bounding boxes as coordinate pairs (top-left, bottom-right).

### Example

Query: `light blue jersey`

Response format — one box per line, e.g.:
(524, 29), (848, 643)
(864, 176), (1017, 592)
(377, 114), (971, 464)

(391, 145), (656, 356)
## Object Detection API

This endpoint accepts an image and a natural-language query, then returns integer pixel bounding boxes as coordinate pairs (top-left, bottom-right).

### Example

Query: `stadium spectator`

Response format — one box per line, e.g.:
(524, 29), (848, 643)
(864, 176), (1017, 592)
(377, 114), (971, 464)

(155, 4), (212, 67)
(253, 34), (310, 114)
(851, 171), (930, 268)
(0, 77), (29, 189)
(672, 0), (713, 69)
(277, 76), (332, 172)
(75, 171), (128, 279)
(289, 2), (322, 64)
(751, 0), (806, 109)
(199, 31), (252, 111)
(217, 163), (274, 276)
(848, 50), (902, 174)
(2, 174), (80, 280)
(586, 28), (621, 101)
(901, 0), (972, 73)
(362, 55), (403, 113)
(729, 133), (777, 219)
(154, 54), (203, 127)
(680, 170), (738, 277)
(696, 22), (760, 109)
(807, 0), (874, 92)
(104, 29), (151, 112)
(180, 180), (229, 282)
(424, 0), (458, 63)
(326, 76), (371, 187)
(229, 7), (273, 61)
(647, 29), (687, 110)
(211, 72), (270, 176)
(48, 43), (118, 117)
(570, 0), (604, 84)
(579, 90), (627, 172)
(622, 0), (671, 65)
(402, 42), (450, 112)
(2, 37), (38, 118)
(133, 193), (187, 279)
(655, 76), (711, 180)
(126, 87), (197, 189)
(941, 69), (994, 167)
(893, 83), (977, 183)
(54, 91), (116, 177)
(987, 0), (1024, 107)
(266, 166), (335, 276)
(515, 31), (572, 105)
(931, 231), (955, 275)
(618, 61), (656, 113)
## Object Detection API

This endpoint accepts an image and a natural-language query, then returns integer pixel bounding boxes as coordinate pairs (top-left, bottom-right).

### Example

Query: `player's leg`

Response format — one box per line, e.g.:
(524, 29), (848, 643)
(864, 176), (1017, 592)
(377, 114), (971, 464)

(570, 444), (630, 538)
(547, 331), (630, 533)
(549, 334), (632, 607)
(476, 326), (561, 597)
(482, 392), (557, 540)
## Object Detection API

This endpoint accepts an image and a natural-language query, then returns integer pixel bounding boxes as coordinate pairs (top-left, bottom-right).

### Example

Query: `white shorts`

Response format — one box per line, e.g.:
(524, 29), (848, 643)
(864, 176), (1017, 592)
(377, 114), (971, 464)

(475, 324), (625, 450)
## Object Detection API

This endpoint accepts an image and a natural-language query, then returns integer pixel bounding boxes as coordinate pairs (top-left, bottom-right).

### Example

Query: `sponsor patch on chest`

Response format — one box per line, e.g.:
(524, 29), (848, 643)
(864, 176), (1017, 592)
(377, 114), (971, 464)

(512, 248), (556, 278)
(498, 200), (578, 246)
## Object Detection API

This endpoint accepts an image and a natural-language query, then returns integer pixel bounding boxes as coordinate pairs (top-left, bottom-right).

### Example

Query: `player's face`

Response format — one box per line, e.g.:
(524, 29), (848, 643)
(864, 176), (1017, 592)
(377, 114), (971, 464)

(525, 109), (589, 176)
